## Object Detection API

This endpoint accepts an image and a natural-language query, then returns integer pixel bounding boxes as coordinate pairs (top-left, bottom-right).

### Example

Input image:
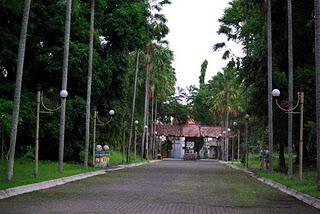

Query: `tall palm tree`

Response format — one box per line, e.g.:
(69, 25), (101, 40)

(225, 82), (230, 161)
(207, 67), (245, 161)
(128, 50), (140, 161)
(287, 0), (293, 179)
(58, 0), (72, 173)
(315, 0), (320, 190)
(150, 91), (154, 158)
(267, 0), (274, 171)
(7, 0), (32, 181)
(84, 0), (95, 167)
(141, 47), (152, 159)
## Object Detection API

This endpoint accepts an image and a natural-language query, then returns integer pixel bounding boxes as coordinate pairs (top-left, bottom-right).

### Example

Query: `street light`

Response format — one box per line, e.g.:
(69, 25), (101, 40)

(144, 125), (149, 159)
(226, 128), (231, 161)
(134, 120), (139, 160)
(35, 91), (62, 177)
(245, 114), (250, 168)
(92, 109), (115, 167)
(222, 130), (227, 161)
(233, 121), (241, 162)
(272, 88), (304, 181)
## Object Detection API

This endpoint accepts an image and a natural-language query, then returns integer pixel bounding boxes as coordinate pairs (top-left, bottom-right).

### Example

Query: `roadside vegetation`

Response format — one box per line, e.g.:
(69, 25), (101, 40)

(234, 153), (320, 199)
(0, 150), (143, 190)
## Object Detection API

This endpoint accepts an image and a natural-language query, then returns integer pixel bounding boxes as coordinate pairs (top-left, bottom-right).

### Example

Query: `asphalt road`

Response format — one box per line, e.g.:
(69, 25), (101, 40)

(0, 160), (319, 214)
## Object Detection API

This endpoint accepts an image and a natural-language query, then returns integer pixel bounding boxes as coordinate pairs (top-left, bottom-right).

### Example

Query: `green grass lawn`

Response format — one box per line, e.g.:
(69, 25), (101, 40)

(109, 150), (145, 165)
(0, 159), (97, 190)
(0, 150), (145, 191)
(234, 153), (320, 199)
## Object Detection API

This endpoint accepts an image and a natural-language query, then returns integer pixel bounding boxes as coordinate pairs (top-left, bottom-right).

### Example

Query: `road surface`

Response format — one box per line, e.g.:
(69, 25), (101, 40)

(0, 160), (319, 213)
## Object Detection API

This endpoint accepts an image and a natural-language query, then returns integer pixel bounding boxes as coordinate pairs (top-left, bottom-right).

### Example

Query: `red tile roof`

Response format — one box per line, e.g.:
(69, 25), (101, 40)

(156, 125), (235, 138)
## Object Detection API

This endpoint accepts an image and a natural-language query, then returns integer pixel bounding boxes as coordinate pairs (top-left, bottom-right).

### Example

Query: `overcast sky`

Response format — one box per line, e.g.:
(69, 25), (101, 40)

(162, 0), (243, 89)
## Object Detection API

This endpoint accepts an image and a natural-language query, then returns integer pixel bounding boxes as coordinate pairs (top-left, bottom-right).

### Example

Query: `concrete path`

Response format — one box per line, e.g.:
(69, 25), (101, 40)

(0, 160), (319, 214)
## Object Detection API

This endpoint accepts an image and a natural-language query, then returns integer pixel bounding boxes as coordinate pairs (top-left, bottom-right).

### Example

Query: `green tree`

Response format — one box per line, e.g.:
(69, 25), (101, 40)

(199, 60), (208, 88)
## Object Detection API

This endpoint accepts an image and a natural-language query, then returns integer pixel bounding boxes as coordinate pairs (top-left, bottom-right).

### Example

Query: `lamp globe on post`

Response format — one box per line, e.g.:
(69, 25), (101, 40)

(60, 90), (68, 98)
(245, 113), (250, 120)
(134, 120), (139, 125)
(108, 109), (115, 116)
(96, 144), (102, 151)
(103, 145), (109, 151)
(144, 125), (148, 129)
(272, 89), (281, 97)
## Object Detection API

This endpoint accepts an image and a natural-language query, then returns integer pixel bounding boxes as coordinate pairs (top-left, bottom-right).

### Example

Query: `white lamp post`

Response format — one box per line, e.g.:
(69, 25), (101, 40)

(272, 88), (304, 181)
(233, 121), (240, 162)
(222, 130), (226, 161)
(92, 109), (115, 167)
(245, 114), (250, 168)
(34, 90), (62, 177)
(134, 120), (139, 160)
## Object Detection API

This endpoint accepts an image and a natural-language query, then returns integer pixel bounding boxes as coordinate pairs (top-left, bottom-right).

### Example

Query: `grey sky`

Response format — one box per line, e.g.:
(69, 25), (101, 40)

(163, 0), (243, 89)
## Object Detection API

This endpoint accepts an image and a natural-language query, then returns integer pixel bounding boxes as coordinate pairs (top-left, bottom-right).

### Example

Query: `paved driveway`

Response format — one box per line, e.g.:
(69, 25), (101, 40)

(0, 160), (319, 214)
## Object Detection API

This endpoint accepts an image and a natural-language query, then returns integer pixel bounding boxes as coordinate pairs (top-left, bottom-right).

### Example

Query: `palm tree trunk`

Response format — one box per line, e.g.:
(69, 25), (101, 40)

(58, 0), (72, 173)
(150, 93), (154, 158)
(287, 0), (293, 179)
(153, 98), (157, 156)
(141, 55), (150, 159)
(145, 87), (150, 160)
(128, 50), (140, 161)
(314, 0), (320, 190)
(84, 0), (95, 168)
(225, 85), (229, 161)
(267, 0), (274, 171)
(7, 0), (32, 181)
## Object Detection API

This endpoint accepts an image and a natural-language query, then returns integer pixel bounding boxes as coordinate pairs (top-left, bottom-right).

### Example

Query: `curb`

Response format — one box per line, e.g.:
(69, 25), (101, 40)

(221, 161), (320, 210)
(0, 160), (161, 200)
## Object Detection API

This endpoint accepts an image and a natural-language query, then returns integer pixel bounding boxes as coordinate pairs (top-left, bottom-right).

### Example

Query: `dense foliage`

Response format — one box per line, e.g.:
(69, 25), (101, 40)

(213, 0), (317, 170)
(0, 0), (175, 163)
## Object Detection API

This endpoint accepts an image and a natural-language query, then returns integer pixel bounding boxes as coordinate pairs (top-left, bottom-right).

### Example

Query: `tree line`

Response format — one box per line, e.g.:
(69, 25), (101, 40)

(0, 0), (176, 180)
(184, 0), (320, 189)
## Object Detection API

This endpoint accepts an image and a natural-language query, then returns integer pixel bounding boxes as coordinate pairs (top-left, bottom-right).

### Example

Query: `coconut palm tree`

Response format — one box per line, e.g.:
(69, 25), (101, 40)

(84, 0), (95, 168)
(7, 0), (32, 181)
(207, 67), (245, 161)
(287, 0), (293, 179)
(58, 0), (72, 173)
(141, 45), (152, 159)
(267, 0), (274, 171)
(315, 0), (320, 190)
(128, 50), (140, 162)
